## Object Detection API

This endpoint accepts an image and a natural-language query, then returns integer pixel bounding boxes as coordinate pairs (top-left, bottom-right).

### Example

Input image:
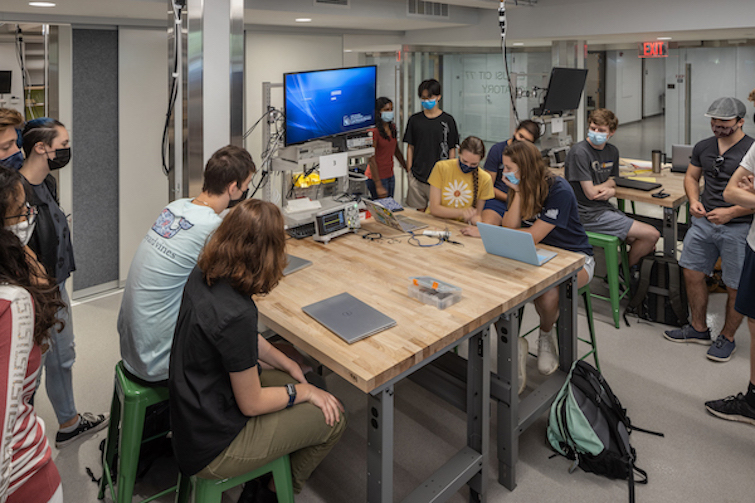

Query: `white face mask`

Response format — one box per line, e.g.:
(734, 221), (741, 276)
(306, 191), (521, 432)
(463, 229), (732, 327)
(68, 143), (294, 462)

(7, 218), (37, 247)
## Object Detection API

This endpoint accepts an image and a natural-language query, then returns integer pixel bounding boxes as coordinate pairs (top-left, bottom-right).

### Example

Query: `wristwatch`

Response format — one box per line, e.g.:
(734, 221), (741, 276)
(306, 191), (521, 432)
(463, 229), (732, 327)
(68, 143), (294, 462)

(285, 383), (297, 408)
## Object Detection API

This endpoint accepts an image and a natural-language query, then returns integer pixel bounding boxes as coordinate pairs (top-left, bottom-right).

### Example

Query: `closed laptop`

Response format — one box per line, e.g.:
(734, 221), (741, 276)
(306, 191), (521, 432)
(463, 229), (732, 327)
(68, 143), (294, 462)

(302, 292), (396, 344)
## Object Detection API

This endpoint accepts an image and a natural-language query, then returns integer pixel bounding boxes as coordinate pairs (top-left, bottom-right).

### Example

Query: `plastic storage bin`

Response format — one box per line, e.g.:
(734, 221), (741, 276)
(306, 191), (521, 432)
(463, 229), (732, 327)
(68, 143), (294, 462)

(408, 276), (462, 310)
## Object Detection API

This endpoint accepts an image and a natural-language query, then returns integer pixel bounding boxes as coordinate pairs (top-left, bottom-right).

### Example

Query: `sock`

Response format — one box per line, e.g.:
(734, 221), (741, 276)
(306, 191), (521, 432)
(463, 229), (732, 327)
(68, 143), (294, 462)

(745, 382), (755, 409)
(539, 328), (553, 340)
(59, 415), (81, 433)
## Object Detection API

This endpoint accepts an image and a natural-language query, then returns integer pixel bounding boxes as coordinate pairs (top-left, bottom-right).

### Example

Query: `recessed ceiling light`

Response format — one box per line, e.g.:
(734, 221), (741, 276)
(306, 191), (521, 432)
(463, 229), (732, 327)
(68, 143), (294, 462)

(295, 18), (312, 23)
(29, 1), (56, 6)
(344, 49), (353, 53)
(513, 42), (524, 46)
(657, 37), (672, 40)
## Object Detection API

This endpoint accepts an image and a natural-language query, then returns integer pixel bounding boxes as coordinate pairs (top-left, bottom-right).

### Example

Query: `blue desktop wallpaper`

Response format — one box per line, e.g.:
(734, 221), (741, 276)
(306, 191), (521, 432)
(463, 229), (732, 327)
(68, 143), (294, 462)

(285, 66), (376, 145)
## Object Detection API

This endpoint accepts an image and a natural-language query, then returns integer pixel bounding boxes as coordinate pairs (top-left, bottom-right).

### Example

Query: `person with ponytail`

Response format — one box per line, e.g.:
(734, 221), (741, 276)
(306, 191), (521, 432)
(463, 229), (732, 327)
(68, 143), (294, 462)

(1, 166), (64, 503)
(463, 140), (594, 393)
(365, 97), (407, 199)
(483, 119), (541, 214)
(428, 135), (494, 224)
(18, 118), (108, 448)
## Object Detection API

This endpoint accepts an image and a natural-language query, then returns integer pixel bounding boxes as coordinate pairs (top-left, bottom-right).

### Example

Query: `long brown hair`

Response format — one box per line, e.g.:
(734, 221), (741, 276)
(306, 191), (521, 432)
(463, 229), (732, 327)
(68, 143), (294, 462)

(502, 140), (553, 220)
(198, 199), (286, 296)
(459, 136), (485, 208)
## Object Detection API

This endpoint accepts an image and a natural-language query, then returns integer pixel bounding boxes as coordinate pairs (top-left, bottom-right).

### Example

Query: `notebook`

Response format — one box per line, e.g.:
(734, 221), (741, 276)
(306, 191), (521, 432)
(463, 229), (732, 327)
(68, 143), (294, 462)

(671, 144), (693, 173)
(614, 177), (662, 191)
(373, 196), (404, 212)
(283, 254), (312, 276)
(302, 292), (396, 344)
(477, 222), (557, 266)
(362, 199), (427, 233)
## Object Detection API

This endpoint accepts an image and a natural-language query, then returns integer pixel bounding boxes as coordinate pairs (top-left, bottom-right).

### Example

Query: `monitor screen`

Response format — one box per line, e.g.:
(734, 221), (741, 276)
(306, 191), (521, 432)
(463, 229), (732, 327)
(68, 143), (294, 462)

(539, 67), (588, 115)
(284, 66), (376, 146)
(0, 71), (11, 94)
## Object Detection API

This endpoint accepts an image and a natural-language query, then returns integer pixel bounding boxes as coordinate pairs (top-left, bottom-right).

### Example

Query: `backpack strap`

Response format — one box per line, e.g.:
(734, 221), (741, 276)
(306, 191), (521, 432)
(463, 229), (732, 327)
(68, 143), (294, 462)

(624, 255), (656, 323)
(628, 424), (665, 437)
(666, 260), (689, 325)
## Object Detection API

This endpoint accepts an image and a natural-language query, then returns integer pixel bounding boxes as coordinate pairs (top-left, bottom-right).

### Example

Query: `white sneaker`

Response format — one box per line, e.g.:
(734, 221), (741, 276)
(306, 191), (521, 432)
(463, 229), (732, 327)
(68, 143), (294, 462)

(518, 337), (528, 394)
(537, 330), (559, 375)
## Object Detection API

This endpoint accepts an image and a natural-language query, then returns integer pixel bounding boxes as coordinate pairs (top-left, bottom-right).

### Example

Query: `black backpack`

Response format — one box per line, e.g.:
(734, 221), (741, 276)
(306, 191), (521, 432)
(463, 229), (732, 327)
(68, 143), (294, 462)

(548, 360), (664, 503)
(624, 253), (689, 327)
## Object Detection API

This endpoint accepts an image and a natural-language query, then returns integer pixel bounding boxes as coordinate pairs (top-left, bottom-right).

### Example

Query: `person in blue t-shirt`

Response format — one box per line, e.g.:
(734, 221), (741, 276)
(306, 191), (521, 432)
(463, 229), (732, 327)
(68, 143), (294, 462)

(463, 140), (594, 393)
(482, 119), (541, 216)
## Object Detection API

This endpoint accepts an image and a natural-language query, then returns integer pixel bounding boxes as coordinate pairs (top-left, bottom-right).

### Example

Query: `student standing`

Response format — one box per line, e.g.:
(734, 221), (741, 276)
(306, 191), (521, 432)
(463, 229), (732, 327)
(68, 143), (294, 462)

(365, 97), (407, 200)
(482, 119), (541, 216)
(428, 135), (494, 224)
(18, 118), (108, 448)
(564, 108), (660, 268)
(464, 141), (594, 392)
(169, 199), (346, 500)
(664, 98), (754, 362)
(403, 79), (460, 211)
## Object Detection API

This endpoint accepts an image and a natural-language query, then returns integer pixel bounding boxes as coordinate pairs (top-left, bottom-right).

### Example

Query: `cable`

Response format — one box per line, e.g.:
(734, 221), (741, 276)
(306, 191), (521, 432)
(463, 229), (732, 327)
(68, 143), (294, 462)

(161, 0), (183, 176)
(499, 2), (520, 125)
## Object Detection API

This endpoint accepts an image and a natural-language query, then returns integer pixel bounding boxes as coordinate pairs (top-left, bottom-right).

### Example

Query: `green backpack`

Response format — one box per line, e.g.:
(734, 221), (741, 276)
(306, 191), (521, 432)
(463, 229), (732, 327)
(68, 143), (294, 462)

(547, 360), (663, 503)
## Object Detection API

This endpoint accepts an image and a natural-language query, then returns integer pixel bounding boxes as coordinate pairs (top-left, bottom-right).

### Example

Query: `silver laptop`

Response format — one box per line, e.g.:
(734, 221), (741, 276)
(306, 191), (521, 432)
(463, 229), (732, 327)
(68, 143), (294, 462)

(283, 254), (312, 276)
(302, 292), (396, 344)
(362, 199), (427, 233)
(671, 144), (693, 173)
(477, 222), (557, 266)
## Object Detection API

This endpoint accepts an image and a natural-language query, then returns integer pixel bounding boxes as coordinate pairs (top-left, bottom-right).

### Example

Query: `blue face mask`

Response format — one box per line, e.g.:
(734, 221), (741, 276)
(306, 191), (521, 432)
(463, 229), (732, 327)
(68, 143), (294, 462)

(458, 159), (475, 174)
(421, 99), (436, 111)
(380, 111), (394, 123)
(0, 150), (24, 170)
(588, 130), (609, 146)
(504, 171), (519, 185)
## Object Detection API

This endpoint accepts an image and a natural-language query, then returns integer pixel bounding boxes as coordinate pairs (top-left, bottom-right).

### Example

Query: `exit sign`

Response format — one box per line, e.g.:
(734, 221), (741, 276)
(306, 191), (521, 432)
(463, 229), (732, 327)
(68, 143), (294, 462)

(638, 41), (668, 58)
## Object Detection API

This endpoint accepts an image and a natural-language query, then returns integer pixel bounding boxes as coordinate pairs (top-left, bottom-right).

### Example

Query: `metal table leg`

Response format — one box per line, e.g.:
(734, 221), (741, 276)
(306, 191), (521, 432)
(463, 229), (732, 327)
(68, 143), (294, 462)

(368, 387), (394, 503)
(466, 328), (490, 502)
(558, 274), (578, 370)
(662, 206), (678, 258)
(495, 311), (519, 490)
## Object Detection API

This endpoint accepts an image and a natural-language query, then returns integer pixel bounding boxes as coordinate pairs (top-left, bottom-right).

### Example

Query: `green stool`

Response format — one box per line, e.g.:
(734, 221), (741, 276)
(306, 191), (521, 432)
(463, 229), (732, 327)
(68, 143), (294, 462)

(517, 284), (600, 371)
(98, 361), (174, 503)
(175, 454), (294, 503)
(586, 231), (630, 329)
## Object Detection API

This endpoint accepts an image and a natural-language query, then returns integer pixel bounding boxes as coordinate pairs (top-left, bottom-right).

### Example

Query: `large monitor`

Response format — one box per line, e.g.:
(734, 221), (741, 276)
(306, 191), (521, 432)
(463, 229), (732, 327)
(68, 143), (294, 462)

(0, 71), (11, 94)
(284, 65), (377, 146)
(537, 67), (588, 116)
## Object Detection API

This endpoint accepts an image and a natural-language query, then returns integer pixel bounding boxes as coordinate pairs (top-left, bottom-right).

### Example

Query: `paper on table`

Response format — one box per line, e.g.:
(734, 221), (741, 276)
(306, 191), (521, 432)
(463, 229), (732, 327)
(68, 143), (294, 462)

(628, 176), (657, 182)
(629, 160), (653, 169)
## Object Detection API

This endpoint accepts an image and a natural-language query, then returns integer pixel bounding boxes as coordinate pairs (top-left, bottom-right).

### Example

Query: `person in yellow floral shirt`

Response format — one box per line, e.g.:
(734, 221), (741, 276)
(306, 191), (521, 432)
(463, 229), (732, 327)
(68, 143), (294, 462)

(428, 136), (494, 224)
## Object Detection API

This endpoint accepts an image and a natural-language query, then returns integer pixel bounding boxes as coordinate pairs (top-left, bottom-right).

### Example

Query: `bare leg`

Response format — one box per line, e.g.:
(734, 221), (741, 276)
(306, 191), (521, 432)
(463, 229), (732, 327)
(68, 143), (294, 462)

(532, 268), (591, 332)
(684, 268), (709, 333)
(721, 287), (745, 342)
(625, 220), (660, 267)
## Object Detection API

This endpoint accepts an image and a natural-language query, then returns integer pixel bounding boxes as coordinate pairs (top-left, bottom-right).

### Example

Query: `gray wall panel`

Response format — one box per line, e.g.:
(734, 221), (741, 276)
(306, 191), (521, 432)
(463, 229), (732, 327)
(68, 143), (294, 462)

(72, 28), (119, 291)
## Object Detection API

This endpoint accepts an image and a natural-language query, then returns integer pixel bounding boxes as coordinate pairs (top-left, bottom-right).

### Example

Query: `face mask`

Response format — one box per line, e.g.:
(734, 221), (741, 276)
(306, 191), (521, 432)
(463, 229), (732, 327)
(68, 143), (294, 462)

(380, 111), (394, 123)
(712, 124), (737, 138)
(504, 171), (520, 185)
(421, 99), (436, 111)
(7, 218), (36, 247)
(0, 150), (24, 170)
(588, 130), (608, 146)
(458, 159), (475, 174)
(47, 147), (71, 170)
(227, 188), (249, 209)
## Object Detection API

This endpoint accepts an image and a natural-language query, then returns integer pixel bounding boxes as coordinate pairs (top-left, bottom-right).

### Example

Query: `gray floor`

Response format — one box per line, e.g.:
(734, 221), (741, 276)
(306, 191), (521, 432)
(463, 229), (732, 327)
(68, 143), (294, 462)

(34, 258), (755, 502)
(610, 115), (665, 161)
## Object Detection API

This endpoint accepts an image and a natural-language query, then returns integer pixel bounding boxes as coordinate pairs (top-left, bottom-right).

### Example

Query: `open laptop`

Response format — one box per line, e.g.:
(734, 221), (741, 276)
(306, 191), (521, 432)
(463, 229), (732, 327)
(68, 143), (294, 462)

(614, 177), (662, 191)
(362, 199), (427, 233)
(283, 254), (312, 276)
(477, 222), (557, 266)
(302, 292), (396, 344)
(671, 144), (693, 173)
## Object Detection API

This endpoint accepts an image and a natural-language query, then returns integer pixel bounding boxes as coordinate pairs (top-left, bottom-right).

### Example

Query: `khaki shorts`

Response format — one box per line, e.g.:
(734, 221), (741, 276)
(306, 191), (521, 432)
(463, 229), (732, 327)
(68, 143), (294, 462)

(405, 171), (432, 209)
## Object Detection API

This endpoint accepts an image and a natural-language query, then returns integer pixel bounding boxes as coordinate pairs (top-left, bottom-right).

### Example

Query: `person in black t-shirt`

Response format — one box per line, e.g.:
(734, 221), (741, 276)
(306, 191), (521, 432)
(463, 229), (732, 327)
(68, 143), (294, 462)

(664, 98), (755, 364)
(169, 199), (346, 500)
(403, 79), (460, 210)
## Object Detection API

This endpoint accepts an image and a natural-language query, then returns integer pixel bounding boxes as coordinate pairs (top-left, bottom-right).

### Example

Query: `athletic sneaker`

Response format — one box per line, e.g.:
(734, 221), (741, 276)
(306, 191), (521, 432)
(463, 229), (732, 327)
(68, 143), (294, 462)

(704, 393), (755, 426)
(518, 337), (528, 394)
(55, 412), (109, 448)
(537, 331), (558, 376)
(706, 334), (736, 362)
(663, 324), (711, 345)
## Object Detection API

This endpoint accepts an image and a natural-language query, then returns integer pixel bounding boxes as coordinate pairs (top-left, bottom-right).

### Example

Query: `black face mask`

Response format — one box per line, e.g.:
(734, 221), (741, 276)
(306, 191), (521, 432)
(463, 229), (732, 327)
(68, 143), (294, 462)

(227, 188), (249, 209)
(47, 147), (71, 171)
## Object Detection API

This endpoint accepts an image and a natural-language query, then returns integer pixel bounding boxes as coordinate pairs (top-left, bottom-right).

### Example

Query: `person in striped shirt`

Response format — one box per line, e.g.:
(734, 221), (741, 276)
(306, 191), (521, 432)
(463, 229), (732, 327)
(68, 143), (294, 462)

(1, 166), (64, 503)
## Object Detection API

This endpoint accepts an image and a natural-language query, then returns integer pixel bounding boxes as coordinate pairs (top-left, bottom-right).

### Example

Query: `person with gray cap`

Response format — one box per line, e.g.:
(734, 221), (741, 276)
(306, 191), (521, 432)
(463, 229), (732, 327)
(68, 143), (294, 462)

(664, 97), (755, 363)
